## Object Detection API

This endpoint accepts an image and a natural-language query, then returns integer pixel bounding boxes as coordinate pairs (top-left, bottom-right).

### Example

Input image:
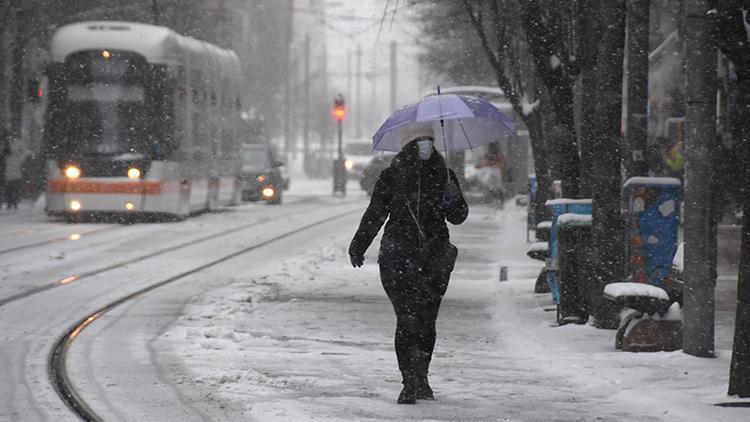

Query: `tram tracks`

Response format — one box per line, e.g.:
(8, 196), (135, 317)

(0, 225), (125, 256)
(48, 206), (360, 422)
(0, 197), (340, 308)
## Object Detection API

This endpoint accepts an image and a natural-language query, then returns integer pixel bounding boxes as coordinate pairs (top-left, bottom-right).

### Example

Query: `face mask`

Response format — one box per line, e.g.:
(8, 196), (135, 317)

(417, 139), (434, 160)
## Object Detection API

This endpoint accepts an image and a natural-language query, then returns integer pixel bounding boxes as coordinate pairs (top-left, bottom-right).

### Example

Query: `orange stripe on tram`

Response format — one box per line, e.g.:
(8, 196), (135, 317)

(48, 180), (164, 195)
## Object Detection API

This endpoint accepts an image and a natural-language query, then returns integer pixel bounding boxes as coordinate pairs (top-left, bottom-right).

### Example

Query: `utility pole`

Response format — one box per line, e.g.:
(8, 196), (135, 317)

(152, 0), (159, 25)
(371, 51), (377, 129)
(390, 41), (397, 111)
(347, 50), (352, 100)
(355, 44), (362, 139)
(625, 0), (649, 177)
(303, 33), (310, 169)
(320, 9), (329, 153)
(683, 0), (717, 358)
(283, 0), (293, 161)
(347, 49), (352, 137)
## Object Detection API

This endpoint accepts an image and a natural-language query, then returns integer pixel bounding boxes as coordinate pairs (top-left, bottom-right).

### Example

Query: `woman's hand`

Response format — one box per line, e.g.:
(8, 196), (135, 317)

(350, 253), (365, 268)
(443, 182), (460, 204)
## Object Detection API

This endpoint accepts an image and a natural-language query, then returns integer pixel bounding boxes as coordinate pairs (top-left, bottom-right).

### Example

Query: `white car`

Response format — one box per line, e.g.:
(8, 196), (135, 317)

(343, 141), (374, 180)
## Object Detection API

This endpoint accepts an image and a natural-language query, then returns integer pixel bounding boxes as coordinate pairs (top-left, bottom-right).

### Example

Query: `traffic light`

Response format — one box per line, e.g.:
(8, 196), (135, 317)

(332, 94), (345, 121)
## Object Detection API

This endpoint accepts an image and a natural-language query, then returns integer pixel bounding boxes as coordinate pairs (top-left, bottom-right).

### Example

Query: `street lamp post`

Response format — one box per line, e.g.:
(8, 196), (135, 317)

(332, 94), (346, 196)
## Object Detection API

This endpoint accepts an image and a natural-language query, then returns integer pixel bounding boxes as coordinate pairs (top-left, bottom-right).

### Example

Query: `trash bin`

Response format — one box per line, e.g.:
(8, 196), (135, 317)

(557, 213), (593, 324)
(545, 199), (593, 305)
(622, 177), (681, 297)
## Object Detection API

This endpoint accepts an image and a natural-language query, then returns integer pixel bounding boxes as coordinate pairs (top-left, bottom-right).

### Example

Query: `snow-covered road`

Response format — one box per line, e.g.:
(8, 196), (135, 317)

(0, 180), (746, 421)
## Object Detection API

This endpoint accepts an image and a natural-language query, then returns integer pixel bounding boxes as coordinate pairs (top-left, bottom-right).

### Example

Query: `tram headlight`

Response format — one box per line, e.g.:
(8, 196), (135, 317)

(125, 202), (135, 211)
(64, 165), (81, 179)
(344, 159), (354, 170)
(102, 50), (112, 59)
(69, 200), (82, 211)
(127, 168), (141, 179)
(262, 187), (275, 198)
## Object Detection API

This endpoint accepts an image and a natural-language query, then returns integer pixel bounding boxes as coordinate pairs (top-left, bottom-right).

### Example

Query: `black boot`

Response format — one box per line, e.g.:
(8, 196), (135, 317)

(397, 371), (417, 404)
(415, 351), (434, 400)
(416, 375), (434, 400)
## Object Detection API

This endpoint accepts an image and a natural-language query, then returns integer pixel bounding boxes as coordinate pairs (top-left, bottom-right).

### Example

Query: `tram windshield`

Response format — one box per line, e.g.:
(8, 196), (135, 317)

(46, 51), (170, 159)
(63, 84), (149, 156)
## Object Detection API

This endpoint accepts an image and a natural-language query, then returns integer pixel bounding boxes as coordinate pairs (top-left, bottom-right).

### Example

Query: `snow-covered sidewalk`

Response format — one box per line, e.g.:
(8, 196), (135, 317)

(154, 201), (745, 421)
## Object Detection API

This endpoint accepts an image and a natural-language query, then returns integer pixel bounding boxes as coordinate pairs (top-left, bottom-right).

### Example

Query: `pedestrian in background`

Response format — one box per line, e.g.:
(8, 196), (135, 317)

(349, 124), (468, 404)
(4, 136), (25, 210)
(0, 127), (10, 206)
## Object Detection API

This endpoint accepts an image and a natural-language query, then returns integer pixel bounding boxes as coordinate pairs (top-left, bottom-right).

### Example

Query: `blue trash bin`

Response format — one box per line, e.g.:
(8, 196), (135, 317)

(545, 199), (593, 304)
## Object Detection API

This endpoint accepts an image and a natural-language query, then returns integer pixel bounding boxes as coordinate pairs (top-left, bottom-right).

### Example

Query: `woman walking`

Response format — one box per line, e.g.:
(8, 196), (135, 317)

(349, 125), (468, 404)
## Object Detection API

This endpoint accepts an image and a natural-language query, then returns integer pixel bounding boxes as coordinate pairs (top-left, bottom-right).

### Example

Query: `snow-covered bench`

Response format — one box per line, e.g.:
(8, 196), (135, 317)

(603, 282), (671, 316)
(603, 282), (682, 352)
(527, 241), (550, 294)
(526, 241), (548, 261)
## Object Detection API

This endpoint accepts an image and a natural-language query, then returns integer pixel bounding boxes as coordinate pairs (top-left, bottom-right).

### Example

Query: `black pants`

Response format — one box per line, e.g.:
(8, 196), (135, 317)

(379, 237), (457, 374)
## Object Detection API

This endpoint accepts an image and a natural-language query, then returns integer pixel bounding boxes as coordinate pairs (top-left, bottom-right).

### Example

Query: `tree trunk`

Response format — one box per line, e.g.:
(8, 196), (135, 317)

(589, 0), (627, 329)
(527, 109), (552, 225)
(518, 0), (580, 198)
(706, 0), (750, 396)
(576, 0), (602, 197)
(624, 0), (650, 177)
(729, 73), (750, 398)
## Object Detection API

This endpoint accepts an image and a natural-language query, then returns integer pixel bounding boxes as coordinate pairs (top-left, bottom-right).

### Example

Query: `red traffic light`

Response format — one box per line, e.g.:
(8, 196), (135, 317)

(333, 106), (346, 121)
(332, 94), (345, 121)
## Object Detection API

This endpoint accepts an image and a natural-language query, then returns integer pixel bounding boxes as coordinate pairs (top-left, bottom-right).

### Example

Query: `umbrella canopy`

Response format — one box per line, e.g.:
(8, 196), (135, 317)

(372, 94), (516, 152)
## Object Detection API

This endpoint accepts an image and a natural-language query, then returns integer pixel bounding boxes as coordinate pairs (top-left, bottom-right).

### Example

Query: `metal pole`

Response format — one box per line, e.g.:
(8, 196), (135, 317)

(683, 0), (717, 358)
(338, 119), (343, 160)
(347, 49), (352, 135)
(284, 0), (293, 161)
(152, 0), (159, 25)
(625, 0), (649, 177)
(390, 41), (397, 111)
(355, 44), (362, 139)
(321, 11), (329, 153)
(303, 33), (310, 169)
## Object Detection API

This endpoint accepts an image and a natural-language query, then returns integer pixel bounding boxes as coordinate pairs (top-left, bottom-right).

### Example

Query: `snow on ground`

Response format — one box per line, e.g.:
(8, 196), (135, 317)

(155, 195), (745, 421)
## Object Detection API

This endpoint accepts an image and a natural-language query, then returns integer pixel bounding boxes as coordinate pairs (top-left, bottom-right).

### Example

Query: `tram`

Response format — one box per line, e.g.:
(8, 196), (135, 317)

(44, 21), (243, 219)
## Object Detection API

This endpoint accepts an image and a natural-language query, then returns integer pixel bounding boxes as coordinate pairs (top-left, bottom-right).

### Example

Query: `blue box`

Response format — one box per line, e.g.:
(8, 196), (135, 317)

(622, 177), (681, 289)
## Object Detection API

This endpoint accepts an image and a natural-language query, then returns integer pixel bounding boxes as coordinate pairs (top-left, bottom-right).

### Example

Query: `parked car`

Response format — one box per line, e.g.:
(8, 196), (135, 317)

(359, 154), (394, 196)
(240, 143), (288, 204)
(343, 140), (374, 179)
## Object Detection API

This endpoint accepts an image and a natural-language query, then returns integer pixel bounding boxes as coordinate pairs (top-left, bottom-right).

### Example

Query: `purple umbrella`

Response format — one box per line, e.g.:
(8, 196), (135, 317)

(372, 93), (516, 152)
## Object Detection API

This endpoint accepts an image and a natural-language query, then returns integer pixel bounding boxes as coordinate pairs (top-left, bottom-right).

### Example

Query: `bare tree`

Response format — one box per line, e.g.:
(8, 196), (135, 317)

(463, 1), (553, 218)
(588, 0), (627, 328)
(706, 0), (750, 398)
(517, 0), (581, 198)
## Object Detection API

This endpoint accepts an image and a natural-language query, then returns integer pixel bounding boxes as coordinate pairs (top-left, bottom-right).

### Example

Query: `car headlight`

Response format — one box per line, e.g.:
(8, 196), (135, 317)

(344, 159), (354, 170)
(64, 165), (81, 179)
(256, 174), (266, 183)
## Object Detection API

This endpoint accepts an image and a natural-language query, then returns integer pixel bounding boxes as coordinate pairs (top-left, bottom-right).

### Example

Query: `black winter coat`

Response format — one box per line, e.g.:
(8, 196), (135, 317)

(349, 145), (468, 259)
